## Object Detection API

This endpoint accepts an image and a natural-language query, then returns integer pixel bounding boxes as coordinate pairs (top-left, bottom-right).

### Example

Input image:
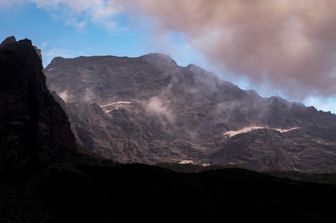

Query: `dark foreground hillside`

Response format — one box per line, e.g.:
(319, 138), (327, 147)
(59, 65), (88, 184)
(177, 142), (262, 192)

(2, 162), (336, 223)
(1, 37), (336, 223)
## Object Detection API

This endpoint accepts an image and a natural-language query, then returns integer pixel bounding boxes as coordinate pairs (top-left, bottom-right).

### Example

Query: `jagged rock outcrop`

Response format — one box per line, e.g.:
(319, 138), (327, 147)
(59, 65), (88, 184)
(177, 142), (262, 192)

(45, 54), (336, 172)
(0, 37), (76, 177)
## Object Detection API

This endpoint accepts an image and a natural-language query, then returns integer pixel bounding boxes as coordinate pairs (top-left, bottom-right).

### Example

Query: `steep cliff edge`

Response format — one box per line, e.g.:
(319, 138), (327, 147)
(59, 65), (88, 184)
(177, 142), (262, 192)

(0, 36), (76, 179)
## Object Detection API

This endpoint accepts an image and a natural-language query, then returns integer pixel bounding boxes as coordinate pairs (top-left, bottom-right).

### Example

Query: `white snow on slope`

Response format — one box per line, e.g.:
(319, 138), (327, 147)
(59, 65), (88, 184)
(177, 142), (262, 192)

(224, 126), (299, 138)
(273, 127), (300, 133)
(100, 101), (132, 108)
(178, 160), (194, 165)
(100, 101), (132, 113)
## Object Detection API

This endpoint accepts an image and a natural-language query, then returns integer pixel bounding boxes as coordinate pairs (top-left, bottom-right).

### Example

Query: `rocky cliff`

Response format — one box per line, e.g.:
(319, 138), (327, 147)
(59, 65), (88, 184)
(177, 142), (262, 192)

(45, 54), (336, 172)
(0, 37), (76, 179)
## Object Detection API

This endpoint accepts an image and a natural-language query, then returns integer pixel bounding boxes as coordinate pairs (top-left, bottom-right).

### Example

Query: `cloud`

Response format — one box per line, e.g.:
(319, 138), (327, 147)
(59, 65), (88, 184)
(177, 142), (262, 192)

(123, 0), (336, 99)
(0, 0), (123, 31)
(58, 90), (71, 103)
(83, 88), (96, 102)
(0, 0), (27, 8)
(145, 96), (175, 122)
(3, 0), (336, 99)
(33, 0), (122, 19)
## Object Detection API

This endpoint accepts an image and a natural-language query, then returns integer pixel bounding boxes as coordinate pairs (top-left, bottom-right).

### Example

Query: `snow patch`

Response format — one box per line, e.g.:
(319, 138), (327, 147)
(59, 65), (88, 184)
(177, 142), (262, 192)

(273, 127), (300, 133)
(100, 101), (132, 108)
(178, 160), (194, 165)
(224, 126), (265, 138)
(100, 101), (132, 113)
(224, 126), (299, 138)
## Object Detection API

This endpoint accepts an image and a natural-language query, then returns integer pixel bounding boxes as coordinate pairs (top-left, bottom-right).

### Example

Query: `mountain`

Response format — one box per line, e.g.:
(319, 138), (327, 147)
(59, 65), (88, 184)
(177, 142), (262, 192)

(45, 54), (336, 172)
(1, 36), (336, 222)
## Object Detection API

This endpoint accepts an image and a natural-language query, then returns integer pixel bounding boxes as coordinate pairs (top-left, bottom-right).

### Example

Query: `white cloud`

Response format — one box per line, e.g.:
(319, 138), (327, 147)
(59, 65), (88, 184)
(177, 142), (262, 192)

(33, 0), (122, 18)
(2, 0), (335, 114)
(59, 90), (71, 103)
(145, 96), (175, 122)
(0, 0), (124, 31)
(0, 0), (26, 8)
(83, 88), (96, 102)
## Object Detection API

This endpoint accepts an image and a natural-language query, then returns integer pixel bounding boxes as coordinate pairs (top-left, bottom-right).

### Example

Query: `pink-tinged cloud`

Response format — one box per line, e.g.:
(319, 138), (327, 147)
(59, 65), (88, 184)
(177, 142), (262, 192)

(3, 0), (336, 98)
(124, 0), (336, 98)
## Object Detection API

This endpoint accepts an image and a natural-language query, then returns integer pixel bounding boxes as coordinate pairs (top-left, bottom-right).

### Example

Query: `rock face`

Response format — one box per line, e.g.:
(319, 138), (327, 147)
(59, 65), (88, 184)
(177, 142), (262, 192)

(45, 54), (336, 172)
(0, 37), (76, 176)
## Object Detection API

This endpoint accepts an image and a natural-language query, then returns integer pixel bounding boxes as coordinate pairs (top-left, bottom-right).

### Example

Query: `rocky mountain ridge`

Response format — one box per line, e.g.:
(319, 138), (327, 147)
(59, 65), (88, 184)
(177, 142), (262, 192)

(45, 53), (336, 172)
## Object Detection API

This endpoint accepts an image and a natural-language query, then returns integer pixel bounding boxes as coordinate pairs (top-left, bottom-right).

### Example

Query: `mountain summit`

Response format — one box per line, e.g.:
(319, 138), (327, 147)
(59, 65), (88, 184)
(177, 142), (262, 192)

(45, 53), (336, 172)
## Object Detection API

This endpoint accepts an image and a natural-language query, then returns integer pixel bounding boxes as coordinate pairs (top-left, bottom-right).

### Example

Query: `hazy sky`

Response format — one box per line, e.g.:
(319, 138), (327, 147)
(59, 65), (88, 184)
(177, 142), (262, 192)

(0, 1), (335, 113)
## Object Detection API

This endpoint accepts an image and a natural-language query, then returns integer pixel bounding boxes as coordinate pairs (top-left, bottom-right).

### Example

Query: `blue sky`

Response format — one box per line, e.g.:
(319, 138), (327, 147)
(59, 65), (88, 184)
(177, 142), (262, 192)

(0, 4), (150, 65)
(0, 3), (202, 67)
(0, 2), (335, 113)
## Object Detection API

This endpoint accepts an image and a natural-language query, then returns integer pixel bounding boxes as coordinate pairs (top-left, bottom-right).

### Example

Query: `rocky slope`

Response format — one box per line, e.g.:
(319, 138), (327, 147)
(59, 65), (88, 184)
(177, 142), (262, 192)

(45, 54), (336, 172)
